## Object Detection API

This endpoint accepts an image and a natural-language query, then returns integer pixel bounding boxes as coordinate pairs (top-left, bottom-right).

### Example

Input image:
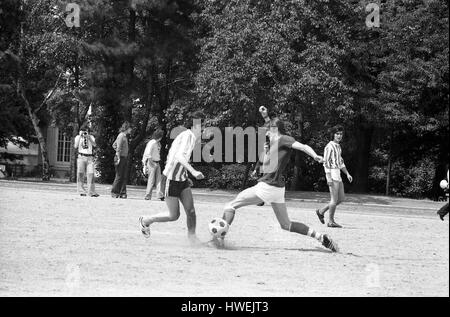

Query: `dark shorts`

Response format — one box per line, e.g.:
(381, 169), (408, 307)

(160, 174), (190, 198)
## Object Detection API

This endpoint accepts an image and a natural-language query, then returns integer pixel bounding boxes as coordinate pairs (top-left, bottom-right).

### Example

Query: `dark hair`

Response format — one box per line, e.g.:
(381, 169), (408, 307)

(119, 121), (131, 133)
(152, 129), (164, 140)
(80, 123), (90, 132)
(184, 111), (206, 129)
(329, 125), (344, 141)
(269, 118), (286, 134)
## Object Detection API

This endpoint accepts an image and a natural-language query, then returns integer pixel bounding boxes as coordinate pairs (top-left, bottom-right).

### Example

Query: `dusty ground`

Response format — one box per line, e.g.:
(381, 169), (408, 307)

(0, 180), (448, 297)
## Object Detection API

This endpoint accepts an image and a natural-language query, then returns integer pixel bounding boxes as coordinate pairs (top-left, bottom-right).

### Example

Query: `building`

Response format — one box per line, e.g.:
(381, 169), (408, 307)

(0, 125), (74, 179)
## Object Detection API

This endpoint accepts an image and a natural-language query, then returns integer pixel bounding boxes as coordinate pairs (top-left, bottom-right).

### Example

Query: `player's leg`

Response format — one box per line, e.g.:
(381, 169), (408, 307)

(327, 181), (341, 227)
(154, 164), (164, 200)
(77, 157), (87, 196)
(437, 203), (449, 221)
(86, 157), (98, 197)
(316, 184), (335, 223)
(145, 197), (180, 225)
(222, 186), (264, 226)
(111, 158), (122, 197)
(144, 163), (156, 200)
(119, 157), (128, 198)
(271, 203), (339, 252)
(180, 187), (198, 241)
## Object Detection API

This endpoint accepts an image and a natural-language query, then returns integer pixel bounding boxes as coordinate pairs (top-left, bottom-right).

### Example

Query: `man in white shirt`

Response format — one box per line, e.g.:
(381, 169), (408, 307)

(142, 129), (164, 201)
(74, 123), (99, 197)
(139, 112), (205, 244)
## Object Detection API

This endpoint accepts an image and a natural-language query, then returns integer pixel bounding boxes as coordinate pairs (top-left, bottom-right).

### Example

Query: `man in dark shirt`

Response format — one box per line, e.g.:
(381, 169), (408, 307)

(211, 118), (339, 253)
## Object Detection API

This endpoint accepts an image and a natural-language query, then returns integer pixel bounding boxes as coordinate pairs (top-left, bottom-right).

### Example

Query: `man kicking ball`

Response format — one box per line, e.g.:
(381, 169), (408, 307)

(139, 112), (205, 243)
(211, 117), (339, 252)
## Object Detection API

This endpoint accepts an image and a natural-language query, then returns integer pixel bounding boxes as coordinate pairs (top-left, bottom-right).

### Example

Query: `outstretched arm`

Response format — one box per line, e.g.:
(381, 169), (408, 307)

(291, 142), (323, 163)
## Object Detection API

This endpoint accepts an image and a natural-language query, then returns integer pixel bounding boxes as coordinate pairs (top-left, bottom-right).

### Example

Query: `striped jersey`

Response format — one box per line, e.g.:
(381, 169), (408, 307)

(163, 129), (196, 181)
(323, 141), (346, 173)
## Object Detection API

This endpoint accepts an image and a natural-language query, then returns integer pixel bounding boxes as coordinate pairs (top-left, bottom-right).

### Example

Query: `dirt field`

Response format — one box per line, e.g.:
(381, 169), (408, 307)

(0, 180), (448, 297)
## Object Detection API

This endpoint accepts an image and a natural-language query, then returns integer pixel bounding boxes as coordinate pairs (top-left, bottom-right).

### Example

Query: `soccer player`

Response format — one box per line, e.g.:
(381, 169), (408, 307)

(315, 125), (353, 228)
(139, 112), (205, 243)
(437, 168), (449, 221)
(213, 117), (339, 252)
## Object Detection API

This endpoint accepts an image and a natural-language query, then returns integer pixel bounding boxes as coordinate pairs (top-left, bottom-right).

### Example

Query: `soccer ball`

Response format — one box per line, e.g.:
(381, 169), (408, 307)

(440, 180), (448, 190)
(208, 218), (229, 238)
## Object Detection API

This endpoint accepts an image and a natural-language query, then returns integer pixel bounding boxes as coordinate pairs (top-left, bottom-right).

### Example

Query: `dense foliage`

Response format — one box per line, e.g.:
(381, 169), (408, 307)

(0, 0), (448, 199)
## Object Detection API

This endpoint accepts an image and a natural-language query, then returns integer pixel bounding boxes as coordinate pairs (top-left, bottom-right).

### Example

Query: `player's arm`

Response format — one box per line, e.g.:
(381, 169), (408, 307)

(259, 106), (271, 124)
(175, 154), (204, 180)
(142, 142), (151, 166)
(323, 146), (333, 185)
(89, 135), (96, 147)
(116, 134), (124, 157)
(291, 141), (323, 163)
(175, 135), (204, 180)
(341, 165), (353, 183)
(74, 135), (80, 149)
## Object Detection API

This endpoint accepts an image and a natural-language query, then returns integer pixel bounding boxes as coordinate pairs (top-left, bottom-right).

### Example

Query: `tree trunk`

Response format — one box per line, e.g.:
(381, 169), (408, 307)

(241, 164), (252, 190)
(353, 125), (374, 193)
(385, 131), (393, 196)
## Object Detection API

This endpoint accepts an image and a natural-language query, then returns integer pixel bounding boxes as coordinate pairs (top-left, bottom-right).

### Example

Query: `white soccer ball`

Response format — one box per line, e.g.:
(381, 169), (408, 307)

(440, 179), (448, 190)
(208, 218), (229, 238)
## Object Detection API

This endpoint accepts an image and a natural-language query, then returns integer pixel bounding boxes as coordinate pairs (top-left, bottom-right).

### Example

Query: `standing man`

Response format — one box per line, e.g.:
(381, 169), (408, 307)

(437, 168), (449, 221)
(111, 121), (132, 199)
(139, 112), (205, 243)
(74, 123), (99, 197)
(142, 129), (164, 201)
(316, 125), (353, 228)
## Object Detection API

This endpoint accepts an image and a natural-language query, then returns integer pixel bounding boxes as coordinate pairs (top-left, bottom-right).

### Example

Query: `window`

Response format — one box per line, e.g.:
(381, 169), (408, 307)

(57, 130), (71, 162)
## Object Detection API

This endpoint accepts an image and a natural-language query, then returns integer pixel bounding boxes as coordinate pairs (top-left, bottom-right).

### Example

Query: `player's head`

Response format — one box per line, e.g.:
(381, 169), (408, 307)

(185, 111), (206, 142)
(119, 121), (132, 135)
(329, 125), (344, 142)
(152, 129), (164, 141)
(267, 117), (285, 139)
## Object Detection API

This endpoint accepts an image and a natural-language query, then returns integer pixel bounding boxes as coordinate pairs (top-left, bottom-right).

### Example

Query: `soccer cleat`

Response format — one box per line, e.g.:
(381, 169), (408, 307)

(327, 222), (343, 228)
(139, 216), (151, 238)
(257, 202), (265, 207)
(316, 209), (325, 224)
(321, 234), (339, 253)
(207, 236), (225, 249)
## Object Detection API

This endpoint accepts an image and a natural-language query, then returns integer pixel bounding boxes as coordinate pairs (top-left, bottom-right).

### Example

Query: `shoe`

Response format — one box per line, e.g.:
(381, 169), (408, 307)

(316, 209), (325, 224)
(111, 193), (119, 198)
(327, 222), (342, 228)
(438, 213), (445, 221)
(90, 193), (100, 197)
(257, 202), (265, 206)
(139, 216), (151, 238)
(80, 193), (87, 197)
(159, 197), (165, 201)
(144, 196), (151, 201)
(321, 234), (339, 253)
(119, 194), (127, 199)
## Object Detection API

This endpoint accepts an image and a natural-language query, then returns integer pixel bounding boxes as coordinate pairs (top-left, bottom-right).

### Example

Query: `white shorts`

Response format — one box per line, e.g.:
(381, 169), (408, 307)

(330, 169), (342, 182)
(254, 182), (285, 204)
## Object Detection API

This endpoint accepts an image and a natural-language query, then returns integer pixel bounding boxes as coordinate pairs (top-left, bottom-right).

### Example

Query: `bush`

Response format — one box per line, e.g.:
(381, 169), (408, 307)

(195, 164), (254, 190)
(388, 158), (435, 199)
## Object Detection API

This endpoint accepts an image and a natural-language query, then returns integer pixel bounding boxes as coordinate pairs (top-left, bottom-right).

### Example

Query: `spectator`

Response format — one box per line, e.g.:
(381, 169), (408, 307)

(111, 121), (132, 199)
(74, 123), (99, 197)
(142, 129), (165, 201)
